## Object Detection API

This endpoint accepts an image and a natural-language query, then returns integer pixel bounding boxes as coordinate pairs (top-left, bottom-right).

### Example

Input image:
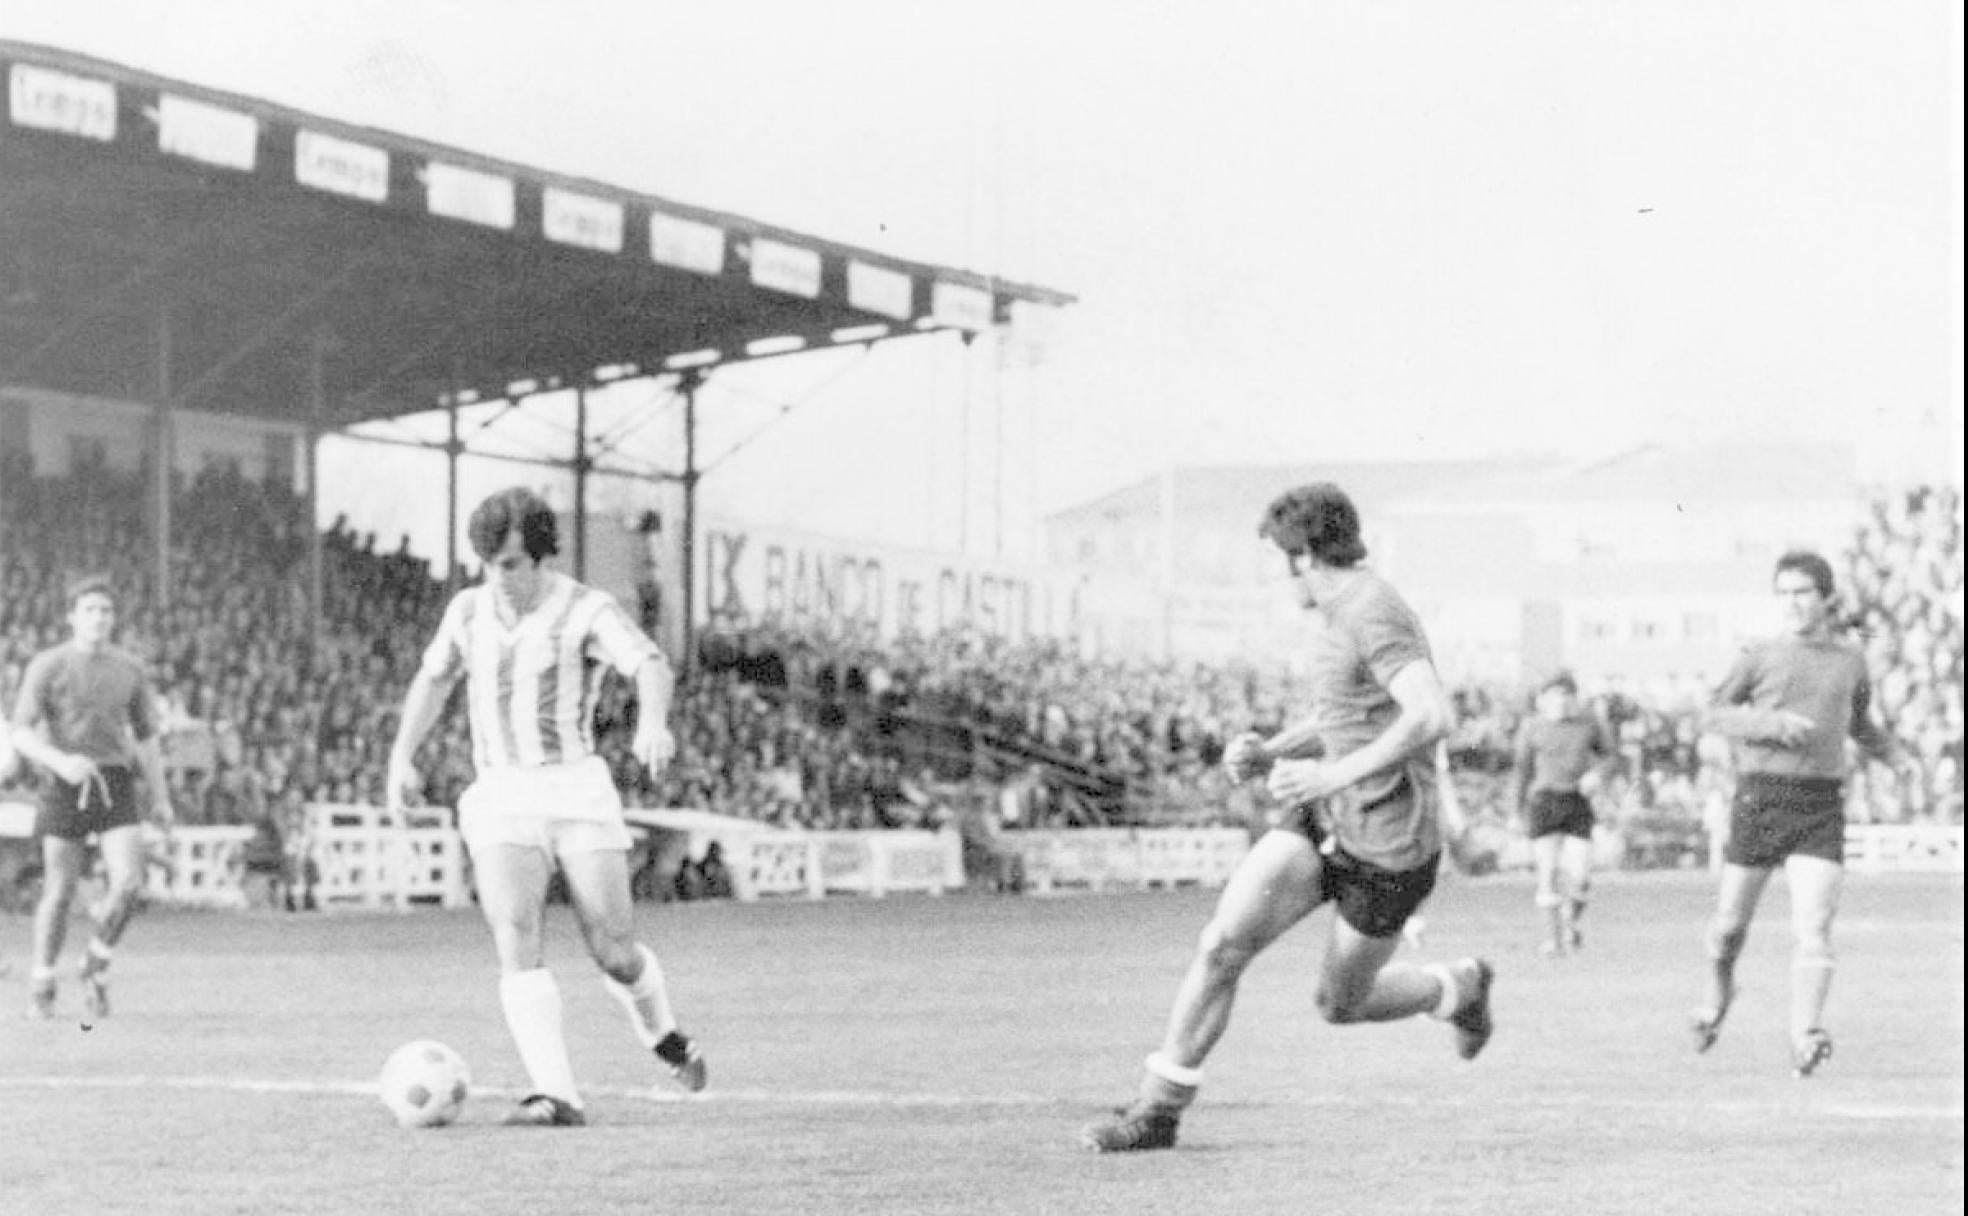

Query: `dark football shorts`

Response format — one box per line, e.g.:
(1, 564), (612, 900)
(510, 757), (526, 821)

(38, 766), (141, 842)
(1724, 773), (1846, 869)
(1527, 790), (1595, 840)
(1280, 804), (1439, 939)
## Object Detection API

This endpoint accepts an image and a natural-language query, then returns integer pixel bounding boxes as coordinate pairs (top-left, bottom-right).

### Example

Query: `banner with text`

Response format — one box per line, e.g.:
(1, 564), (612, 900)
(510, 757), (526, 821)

(698, 517), (1093, 644)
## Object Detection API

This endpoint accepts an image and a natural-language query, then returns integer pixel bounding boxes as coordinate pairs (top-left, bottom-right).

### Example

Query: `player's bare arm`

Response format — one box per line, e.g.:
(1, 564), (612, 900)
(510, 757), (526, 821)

(629, 654), (677, 777)
(1847, 677), (1898, 769)
(1266, 660), (1452, 806)
(1224, 712), (1330, 783)
(1705, 655), (1814, 747)
(9, 722), (101, 786)
(386, 668), (460, 811)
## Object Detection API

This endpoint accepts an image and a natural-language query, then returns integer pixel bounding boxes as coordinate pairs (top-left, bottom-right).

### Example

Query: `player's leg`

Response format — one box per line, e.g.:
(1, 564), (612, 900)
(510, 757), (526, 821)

(27, 835), (87, 1017)
(559, 839), (706, 1092)
(1558, 830), (1594, 951)
(75, 823), (147, 1019)
(1692, 862), (1771, 1051)
(472, 839), (584, 1123)
(1315, 858), (1493, 1059)
(1783, 853), (1842, 1077)
(1081, 830), (1324, 1151)
(1531, 831), (1566, 956)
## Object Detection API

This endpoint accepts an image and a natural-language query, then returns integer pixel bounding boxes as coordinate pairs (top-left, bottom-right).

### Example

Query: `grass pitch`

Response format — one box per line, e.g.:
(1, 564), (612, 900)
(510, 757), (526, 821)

(1, 870), (1960, 1215)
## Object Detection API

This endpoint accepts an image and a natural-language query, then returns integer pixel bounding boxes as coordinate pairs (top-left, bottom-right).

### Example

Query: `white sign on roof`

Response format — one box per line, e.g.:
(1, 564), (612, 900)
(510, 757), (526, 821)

(295, 130), (389, 202)
(650, 214), (725, 275)
(543, 187), (624, 253)
(158, 94), (258, 171)
(425, 162), (516, 230)
(750, 238), (822, 299)
(847, 261), (913, 320)
(9, 64), (115, 141)
(932, 281), (993, 331)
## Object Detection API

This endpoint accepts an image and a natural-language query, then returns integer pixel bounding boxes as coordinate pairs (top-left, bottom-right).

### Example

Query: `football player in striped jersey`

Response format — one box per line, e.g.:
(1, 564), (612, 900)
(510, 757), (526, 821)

(388, 488), (706, 1127)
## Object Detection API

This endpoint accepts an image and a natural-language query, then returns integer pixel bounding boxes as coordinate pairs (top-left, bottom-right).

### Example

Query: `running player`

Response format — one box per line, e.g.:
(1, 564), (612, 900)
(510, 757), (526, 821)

(1509, 672), (1614, 957)
(1692, 549), (1897, 1077)
(387, 488), (707, 1126)
(1081, 483), (1495, 1153)
(10, 575), (174, 1020)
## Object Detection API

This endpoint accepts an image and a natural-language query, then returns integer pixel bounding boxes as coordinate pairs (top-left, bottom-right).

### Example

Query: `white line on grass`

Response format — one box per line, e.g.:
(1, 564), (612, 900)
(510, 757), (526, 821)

(0, 1074), (1959, 1122)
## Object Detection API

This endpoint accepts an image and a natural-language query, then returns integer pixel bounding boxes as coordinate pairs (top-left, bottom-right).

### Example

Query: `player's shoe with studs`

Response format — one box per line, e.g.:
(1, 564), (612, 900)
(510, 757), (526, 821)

(1080, 1102), (1180, 1153)
(1449, 957), (1496, 1061)
(654, 1030), (707, 1092)
(1689, 981), (1738, 1054)
(501, 1093), (587, 1127)
(1792, 1028), (1833, 1079)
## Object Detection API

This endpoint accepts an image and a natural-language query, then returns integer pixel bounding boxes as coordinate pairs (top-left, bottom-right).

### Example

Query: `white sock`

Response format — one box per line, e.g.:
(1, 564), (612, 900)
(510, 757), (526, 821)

(1424, 964), (1461, 1019)
(602, 943), (678, 1050)
(500, 968), (581, 1107)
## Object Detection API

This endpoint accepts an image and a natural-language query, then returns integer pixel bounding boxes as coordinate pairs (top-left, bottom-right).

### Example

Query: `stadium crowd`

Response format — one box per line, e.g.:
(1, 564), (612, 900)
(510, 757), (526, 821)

(1, 455), (1961, 877)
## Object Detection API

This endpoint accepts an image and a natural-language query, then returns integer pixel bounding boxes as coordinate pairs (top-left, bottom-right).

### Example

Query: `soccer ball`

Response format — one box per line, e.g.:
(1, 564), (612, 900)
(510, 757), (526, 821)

(378, 1040), (471, 1129)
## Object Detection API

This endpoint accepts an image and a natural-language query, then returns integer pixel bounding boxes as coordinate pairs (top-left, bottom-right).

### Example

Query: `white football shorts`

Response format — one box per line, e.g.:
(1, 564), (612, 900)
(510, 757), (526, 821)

(457, 754), (635, 857)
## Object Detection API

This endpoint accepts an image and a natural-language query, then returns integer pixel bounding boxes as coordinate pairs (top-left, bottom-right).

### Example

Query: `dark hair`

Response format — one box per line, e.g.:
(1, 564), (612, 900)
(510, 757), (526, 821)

(65, 573), (116, 611)
(468, 488), (559, 563)
(1540, 671), (1578, 696)
(1773, 549), (1835, 600)
(1257, 482), (1368, 567)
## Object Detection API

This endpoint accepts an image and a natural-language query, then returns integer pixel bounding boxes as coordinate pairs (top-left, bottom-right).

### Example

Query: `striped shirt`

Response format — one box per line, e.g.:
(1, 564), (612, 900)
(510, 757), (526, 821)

(418, 573), (663, 771)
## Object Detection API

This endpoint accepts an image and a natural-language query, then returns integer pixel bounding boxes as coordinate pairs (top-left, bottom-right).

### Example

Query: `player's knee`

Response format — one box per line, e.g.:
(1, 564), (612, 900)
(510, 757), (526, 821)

(1196, 920), (1260, 977)
(1794, 929), (1834, 966)
(1709, 922), (1749, 961)
(592, 937), (640, 983)
(1313, 983), (1367, 1025)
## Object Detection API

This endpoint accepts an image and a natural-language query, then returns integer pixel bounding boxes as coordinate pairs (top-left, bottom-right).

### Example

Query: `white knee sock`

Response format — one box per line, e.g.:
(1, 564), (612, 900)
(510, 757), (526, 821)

(500, 968), (580, 1106)
(602, 943), (678, 1050)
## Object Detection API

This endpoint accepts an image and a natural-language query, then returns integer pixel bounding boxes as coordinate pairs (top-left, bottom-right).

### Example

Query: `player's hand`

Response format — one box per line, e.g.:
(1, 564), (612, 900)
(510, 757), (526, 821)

(1770, 711), (1815, 747)
(1223, 732), (1272, 783)
(53, 752), (100, 786)
(1267, 758), (1339, 806)
(385, 752), (421, 818)
(633, 723), (677, 777)
(152, 795), (176, 830)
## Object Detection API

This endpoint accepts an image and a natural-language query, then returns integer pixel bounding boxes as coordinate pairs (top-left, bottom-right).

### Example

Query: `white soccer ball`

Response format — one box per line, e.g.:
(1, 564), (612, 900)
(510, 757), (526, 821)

(378, 1040), (471, 1129)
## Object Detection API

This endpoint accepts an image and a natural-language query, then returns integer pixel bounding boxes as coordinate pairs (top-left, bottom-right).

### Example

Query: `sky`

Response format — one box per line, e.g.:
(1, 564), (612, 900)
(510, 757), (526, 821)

(3, 0), (1962, 561)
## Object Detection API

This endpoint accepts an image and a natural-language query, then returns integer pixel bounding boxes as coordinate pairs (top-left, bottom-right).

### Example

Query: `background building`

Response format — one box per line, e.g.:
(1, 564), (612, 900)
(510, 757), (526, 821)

(1043, 440), (1888, 690)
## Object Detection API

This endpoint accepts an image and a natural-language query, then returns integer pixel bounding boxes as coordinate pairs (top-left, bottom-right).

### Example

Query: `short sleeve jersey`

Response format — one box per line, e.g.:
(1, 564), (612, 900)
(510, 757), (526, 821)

(1711, 635), (1877, 781)
(1515, 715), (1612, 794)
(418, 572), (662, 771)
(1303, 571), (1440, 870)
(12, 643), (157, 768)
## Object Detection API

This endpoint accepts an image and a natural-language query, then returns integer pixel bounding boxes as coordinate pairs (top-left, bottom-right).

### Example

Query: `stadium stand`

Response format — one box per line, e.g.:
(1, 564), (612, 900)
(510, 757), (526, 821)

(0, 459), (1959, 893)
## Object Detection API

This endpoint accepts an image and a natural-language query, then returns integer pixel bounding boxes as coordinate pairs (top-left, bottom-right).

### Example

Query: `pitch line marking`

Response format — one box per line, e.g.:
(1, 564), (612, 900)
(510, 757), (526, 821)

(0, 1074), (1959, 1122)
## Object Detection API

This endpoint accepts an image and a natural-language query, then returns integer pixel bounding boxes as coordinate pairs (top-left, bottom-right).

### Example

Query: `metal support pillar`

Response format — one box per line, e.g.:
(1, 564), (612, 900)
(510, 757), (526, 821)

(445, 394), (461, 586)
(572, 387), (589, 580)
(306, 333), (328, 659)
(151, 306), (173, 610)
(679, 370), (704, 678)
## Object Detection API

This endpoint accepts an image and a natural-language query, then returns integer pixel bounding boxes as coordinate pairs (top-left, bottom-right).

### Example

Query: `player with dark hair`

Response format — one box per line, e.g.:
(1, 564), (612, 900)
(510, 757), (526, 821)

(1081, 482), (1495, 1153)
(11, 575), (174, 1020)
(1510, 672), (1614, 957)
(388, 487), (707, 1126)
(1692, 548), (1897, 1076)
